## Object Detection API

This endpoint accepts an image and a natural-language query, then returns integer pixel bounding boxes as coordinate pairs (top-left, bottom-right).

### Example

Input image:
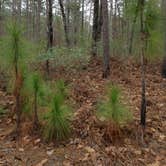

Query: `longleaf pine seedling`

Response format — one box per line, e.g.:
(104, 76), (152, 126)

(43, 81), (72, 142)
(24, 72), (44, 130)
(97, 85), (132, 141)
(3, 22), (26, 137)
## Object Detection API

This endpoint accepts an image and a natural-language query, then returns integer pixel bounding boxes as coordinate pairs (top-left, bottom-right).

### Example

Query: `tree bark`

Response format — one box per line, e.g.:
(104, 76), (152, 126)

(58, 0), (70, 46)
(81, 0), (84, 34)
(101, 0), (110, 78)
(33, 91), (39, 129)
(46, 0), (53, 75)
(162, 0), (166, 78)
(36, 0), (41, 41)
(92, 0), (99, 56)
(140, 0), (146, 129)
(129, 0), (140, 55)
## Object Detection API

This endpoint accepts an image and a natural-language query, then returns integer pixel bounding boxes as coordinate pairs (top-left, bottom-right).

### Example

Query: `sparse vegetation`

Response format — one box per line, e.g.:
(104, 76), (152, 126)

(0, 0), (165, 165)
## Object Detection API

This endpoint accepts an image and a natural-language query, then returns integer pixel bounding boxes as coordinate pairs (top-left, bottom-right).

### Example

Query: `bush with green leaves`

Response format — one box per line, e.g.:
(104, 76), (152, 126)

(43, 80), (72, 142)
(97, 85), (132, 126)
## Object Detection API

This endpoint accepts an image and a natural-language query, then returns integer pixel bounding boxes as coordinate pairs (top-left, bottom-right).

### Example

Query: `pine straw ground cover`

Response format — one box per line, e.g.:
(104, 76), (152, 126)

(0, 58), (165, 166)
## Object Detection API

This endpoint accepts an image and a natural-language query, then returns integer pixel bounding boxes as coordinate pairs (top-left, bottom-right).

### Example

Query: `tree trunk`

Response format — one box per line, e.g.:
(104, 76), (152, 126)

(0, 0), (2, 36)
(46, 0), (53, 75)
(129, 0), (140, 55)
(101, 0), (110, 78)
(162, 0), (166, 78)
(140, 0), (146, 130)
(97, 2), (103, 41)
(92, 0), (99, 57)
(58, 0), (70, 46)
(26, 0), (30, 38)
(36, 0), (41, 41)
(81, 0), (84, 33)
(33, 91), (39, 129)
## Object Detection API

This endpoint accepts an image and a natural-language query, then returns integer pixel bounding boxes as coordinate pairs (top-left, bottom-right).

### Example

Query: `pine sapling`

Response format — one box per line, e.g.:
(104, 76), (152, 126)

(43, 81), (72, 142)
(97, 85), (132, 141)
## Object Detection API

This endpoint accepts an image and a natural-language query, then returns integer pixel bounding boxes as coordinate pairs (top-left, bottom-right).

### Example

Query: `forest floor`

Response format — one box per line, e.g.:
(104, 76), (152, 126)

(0, 58), (165, 166)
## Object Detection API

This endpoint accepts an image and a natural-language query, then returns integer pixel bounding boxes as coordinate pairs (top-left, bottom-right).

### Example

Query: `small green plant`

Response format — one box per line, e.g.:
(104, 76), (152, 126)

(43, 82), (72, 142)
(97, 85), (132, 125)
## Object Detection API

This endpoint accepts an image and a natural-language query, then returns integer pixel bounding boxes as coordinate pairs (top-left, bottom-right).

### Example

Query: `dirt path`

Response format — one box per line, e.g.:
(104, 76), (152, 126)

(0, 58), (166, 166)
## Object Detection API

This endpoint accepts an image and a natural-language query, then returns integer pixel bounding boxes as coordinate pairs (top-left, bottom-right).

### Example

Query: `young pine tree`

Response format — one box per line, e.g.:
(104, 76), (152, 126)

(3, 22), (26, 136)
(97, 85), (132, 141)
(24, 72), (44, 130)
(43, 80), (72, 142)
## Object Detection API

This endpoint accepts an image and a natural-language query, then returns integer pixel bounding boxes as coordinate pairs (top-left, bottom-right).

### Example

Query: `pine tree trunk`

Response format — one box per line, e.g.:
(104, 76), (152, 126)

(81, 0), (84, 34)
(140, 0), (146, 129)
(0, 0), (2, 36)
(36, 0), (41, 41)
(46, 0), (53, 75)
(101, 0), (110, 78)
(162, 0), (166, 78)
(92, 0), (99, 57)
(58, 0), (70, 46)
(129, 0), (140, 55)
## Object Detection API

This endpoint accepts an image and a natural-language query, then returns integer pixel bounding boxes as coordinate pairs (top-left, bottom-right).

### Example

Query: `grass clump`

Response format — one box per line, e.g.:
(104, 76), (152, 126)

(43, 80), (72, 142)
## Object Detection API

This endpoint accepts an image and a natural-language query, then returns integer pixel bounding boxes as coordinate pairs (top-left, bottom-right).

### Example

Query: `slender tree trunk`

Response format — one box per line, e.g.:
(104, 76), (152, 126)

(33, 91), (39, 129)
(17, 0), (22, 20)
(162, 0), (166, 78)
(58, 0), (70, 46)
(102, 0), (110, 78)
(88, 1), (93, 40)
(14, 72), (23, 137)
(26, 0), (30, 38)
(0, 0), (2, 36)
(97, 2), (103, 41)
(92, 0), (99, 57)
(46, 0), (53, 75)
(129, 0), (140, 55)
(36, 0), (41, 41)
(81, 0), (84, 33)
(140, 0), (146, 134)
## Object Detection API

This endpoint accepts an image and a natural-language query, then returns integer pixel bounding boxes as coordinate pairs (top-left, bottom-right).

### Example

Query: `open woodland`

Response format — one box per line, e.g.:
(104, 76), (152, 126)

(0, 0), (166, 165)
